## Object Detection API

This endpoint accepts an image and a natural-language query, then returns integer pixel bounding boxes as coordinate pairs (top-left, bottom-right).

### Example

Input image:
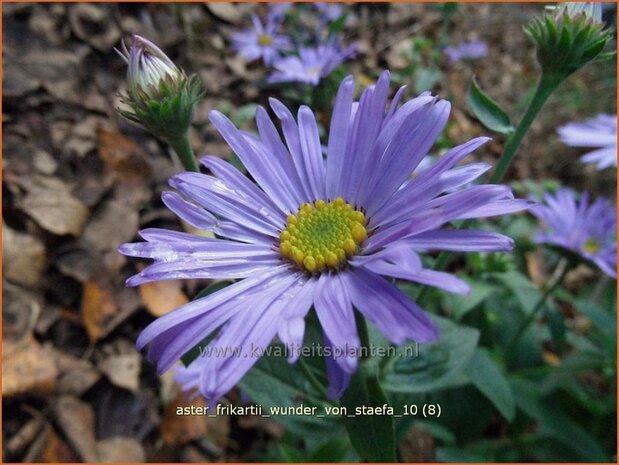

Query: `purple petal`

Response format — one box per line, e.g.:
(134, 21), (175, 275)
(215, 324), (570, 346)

(314, 273), (359, 374)
(209, 110), (300, 212)
(326, 75), (355, 199)
(343, 267), (439, 345)
(324, 335), (352, 400)
(404, 229), (515, 252)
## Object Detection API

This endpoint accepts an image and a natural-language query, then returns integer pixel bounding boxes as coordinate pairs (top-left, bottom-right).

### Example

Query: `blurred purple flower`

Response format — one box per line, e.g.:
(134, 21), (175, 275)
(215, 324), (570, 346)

(120, 71), (531, 405)
(231, 14), (293, 65)
(531, 189), (616, 278)
(267, 2), (292, 23)
(443, 40), (488, 64)
(268, 40), (356, 86)
(314, 2), (344, 22)
(557, 114), (617, 170)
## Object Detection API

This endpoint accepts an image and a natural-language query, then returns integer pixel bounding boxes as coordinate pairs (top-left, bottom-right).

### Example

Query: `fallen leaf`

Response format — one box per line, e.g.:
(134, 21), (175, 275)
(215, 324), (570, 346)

(139, 280), (188, 317)
(38, 426), (80, 463)
(3, 281), (41, 340)
(3, 337), (58, 397)
(53, 395), (99, 462)
(52, 347), (101, 395)
(19, 175), (89, 236)
(96, 437), (146, 462)
(3, 223), (46, 287)
(81, 280), (118, 343)
(100, 352), (141, 392)
(81, 200), (139, 256)
(68, 4), (121, 52)
(160, 390), (208, 445)
(6, 417), (46, 456)
(98, 130), (152, 182)
(205, 2), (244, 24)
(398, 426), (435, 462)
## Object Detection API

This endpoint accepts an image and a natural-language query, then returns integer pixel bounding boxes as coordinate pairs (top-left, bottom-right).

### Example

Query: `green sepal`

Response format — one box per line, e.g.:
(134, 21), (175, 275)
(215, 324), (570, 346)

(525, 12), (612, 79)
(118, 74), (204, 143)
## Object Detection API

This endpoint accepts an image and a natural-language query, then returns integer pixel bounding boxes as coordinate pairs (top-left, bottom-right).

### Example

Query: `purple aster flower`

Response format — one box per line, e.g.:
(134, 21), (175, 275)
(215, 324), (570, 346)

(531, 188), (616, 278)
(267, 2), (292, 23)
(268, 40), (356, 86)
(557, 114), (617, 170)
(231, 14), (293, 65)
(120, 71), (531, 406)
(443, 40), (488, 64)
(314, 2), (344, 23)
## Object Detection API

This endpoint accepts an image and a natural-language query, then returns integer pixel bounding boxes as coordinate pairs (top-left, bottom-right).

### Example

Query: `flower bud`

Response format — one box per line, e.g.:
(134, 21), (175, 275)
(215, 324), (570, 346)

(116, 34), (203, 143)
(525, 3), (611, 79)
(119, 34), (184, 100)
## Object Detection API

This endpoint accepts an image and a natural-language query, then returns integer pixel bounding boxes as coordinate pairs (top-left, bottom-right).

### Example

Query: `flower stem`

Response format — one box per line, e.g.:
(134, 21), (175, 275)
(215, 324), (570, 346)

(298, 357), (328, 399)
(169, 131), (200, 172)
(488, 72), (564, 184)
(416, 73), (566, 304)
(507, 258), (570, 353)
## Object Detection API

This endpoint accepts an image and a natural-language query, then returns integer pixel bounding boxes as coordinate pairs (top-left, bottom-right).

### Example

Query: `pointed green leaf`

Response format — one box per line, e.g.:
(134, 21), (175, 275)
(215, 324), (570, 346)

(340, 363), (397, 462)
(467, 78), (515, 135)
(466, 348), (515, 421)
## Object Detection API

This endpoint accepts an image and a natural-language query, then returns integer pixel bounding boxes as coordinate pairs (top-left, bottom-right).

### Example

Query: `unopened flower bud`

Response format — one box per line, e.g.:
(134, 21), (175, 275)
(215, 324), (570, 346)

(116, 34), (203, 144)
(526, 2), (611, 79)
(119, 34), (184, 100)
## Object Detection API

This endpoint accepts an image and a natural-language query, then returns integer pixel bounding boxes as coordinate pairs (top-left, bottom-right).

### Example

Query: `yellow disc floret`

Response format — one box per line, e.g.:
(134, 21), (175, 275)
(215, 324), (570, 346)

(279, 198), (367, 273)
(583, 238), (601, 254)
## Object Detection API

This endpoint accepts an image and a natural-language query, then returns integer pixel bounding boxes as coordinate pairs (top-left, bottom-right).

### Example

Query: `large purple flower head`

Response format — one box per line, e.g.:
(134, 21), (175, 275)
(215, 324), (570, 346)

(268, 40), (356, 86)
(443, 40), (488, 64)
(531, 188), (616, 278)
(557, 114), (617, 170)
(120, 71), (531, 405)
(231, 14), (293, 65)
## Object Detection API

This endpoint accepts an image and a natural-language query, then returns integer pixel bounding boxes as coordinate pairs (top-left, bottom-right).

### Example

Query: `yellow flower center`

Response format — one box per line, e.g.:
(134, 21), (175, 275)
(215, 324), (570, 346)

(279, 198), (367, 274)
(258, 34), (273, 46)
(582, 238), (601, 254)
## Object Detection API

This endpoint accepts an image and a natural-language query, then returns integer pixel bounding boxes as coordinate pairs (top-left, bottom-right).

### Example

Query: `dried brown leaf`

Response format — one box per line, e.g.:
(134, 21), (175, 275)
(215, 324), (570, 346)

(81, 280), (118, 343)
(100, 352), (141, 392)
(53, 395), (99, 462)
(96, 437), (146, 463)
(160, 391), (208, 445)
(3, 223), (46, 287)
(139, 280), (188, 317)
(3, 337), (58, 397)
(19, 176), (89, 236)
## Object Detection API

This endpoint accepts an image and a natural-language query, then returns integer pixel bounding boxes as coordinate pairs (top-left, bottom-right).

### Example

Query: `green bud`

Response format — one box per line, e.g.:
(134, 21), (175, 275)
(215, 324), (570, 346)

(116, 35), (203, 143)
(525, 3), (612, 79)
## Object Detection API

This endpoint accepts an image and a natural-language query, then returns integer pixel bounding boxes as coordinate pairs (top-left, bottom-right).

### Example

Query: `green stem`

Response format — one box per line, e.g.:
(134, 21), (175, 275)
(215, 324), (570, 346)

(298, 357), (328, 399)
(169, 131), (199, 172)
(356, 311), (372, 361)
(416, 73), (566, 304)
(488, 72), (564, 184)
(507, 259), (570, 353)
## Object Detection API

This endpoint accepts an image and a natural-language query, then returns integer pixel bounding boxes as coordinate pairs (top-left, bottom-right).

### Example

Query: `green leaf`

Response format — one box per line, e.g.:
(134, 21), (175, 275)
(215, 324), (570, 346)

(466, 348), (515, 421)
(240, 351), (343, 449)
(340, 363), (397, 462)
(490, 270), (542, 313)
(467, 78), (515, 135)
(442, 275), (497, 320)
(414, 67), (443, 93)
(383, 316), (479, 393)
(511, 378), (609, 461)
(307, 436), (355, 462)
